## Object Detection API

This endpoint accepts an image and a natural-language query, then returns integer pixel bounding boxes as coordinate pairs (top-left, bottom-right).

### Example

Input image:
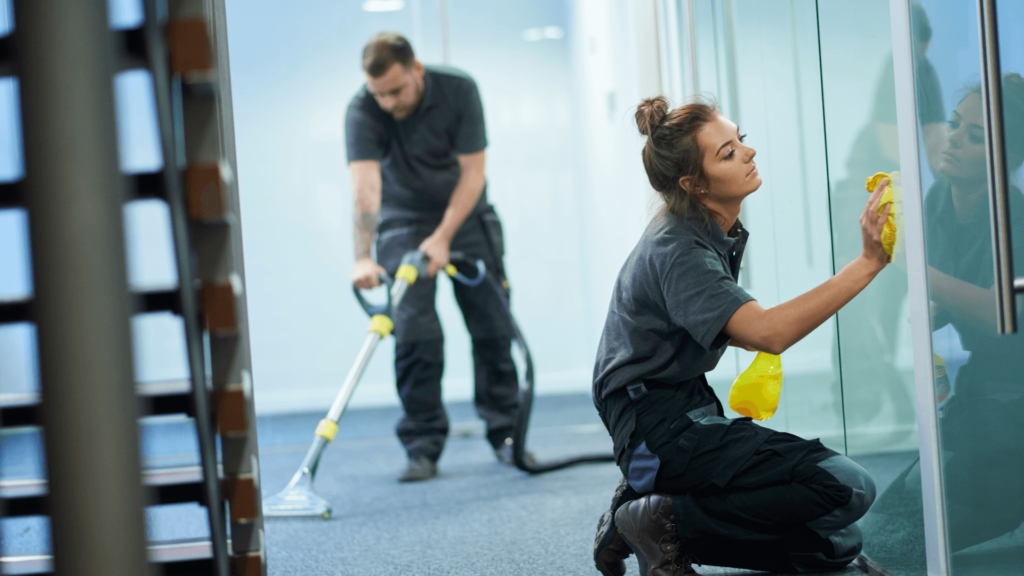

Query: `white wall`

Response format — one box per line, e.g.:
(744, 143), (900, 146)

(0, 0), (662, 415)
(219, 0), (660, 414)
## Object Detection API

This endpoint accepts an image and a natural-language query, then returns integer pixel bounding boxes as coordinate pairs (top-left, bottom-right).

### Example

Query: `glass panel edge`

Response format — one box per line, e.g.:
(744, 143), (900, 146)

(889, 0), (950, 574)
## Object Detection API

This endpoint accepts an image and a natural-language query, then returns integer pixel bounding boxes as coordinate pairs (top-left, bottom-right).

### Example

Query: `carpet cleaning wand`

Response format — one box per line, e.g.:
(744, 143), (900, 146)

(262, 251), (428, 518)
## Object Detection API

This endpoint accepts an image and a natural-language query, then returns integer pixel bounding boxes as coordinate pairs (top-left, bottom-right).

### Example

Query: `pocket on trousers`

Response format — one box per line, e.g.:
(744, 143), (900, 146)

(480, 211), (505, 261)
(375, 224), (421, 272)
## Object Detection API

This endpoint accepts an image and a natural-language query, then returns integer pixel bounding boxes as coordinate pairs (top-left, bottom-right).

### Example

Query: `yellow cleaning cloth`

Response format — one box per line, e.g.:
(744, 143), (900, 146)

(728, 352), (783, 421)
(934, 353), (951, 403)
(865, 171), (903, 258)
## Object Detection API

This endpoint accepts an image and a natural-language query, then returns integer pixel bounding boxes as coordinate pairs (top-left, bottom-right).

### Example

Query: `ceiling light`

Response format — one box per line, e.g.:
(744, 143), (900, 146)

(362, 0), (405, 12)
(543, 26), (564, 40)
(522, 26), (565, 42)
(522, 28), (544, 41)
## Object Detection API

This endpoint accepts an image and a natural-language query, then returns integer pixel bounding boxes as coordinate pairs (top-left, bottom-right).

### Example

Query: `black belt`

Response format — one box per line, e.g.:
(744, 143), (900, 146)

(625, 377), (720, 420)
(626, 379), (686, 401)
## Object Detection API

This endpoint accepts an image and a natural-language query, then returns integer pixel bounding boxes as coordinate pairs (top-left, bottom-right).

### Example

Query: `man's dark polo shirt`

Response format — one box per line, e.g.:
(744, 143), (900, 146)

(592, 211), (754, 464)
(345, 65), (489, 223)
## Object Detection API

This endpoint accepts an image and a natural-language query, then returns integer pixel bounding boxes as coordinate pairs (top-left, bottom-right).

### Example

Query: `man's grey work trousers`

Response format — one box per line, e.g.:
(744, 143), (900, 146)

(375, 209), (519, 461)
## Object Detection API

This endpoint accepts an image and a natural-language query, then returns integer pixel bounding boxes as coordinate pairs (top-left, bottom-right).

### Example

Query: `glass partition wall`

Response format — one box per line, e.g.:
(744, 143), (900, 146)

(677, 0), (846, 452)
(818, 2), (927, 572)
(898, 0), (1024, 574)
(672, 0), (1024, 574)
(670, 0), (927, 573)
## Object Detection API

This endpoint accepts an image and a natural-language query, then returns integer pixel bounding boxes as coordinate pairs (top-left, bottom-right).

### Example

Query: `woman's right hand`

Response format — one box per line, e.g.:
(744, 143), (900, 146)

(860, 177), (893, 269)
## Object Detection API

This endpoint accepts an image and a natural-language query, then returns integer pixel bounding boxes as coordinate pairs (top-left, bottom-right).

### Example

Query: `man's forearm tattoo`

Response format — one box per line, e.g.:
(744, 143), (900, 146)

(354, 206), (379, 260)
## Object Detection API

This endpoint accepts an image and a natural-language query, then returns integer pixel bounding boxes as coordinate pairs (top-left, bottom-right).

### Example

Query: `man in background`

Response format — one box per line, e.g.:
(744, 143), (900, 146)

(345, 33), (520, 482)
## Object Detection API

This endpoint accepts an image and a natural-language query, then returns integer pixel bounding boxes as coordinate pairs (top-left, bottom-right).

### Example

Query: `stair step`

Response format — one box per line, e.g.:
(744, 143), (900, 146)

(0, 172), (165, 211)
(0, 380), (197, 427)
(115, 26), (148, 72)
(0, 538), (214, 575)
(0, 34), (11, 76)
(0, 180), (22, 208)
(0, 298), (30, 323)
(0, 287), (183, 330)
(0, 465), (218, 516)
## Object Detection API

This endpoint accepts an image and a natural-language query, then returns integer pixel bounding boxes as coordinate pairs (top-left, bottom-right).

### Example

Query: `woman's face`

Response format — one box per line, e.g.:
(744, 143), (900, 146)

(695, 113), (761, 203)
(938, 93), (988, 184)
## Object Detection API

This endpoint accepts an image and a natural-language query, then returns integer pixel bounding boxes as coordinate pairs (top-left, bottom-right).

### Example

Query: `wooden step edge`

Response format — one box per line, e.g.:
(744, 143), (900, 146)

(0, 537), (217, 575)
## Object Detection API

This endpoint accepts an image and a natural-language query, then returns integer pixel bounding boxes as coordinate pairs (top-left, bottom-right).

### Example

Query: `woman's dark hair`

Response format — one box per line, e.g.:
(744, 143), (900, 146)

(362, 32), (415, 78)
(963, 72), (1024, 171)
(635, 95), (721, 225)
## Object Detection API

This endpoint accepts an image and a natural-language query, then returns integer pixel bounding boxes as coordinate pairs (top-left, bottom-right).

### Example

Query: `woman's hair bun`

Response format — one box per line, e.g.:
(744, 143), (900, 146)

(636, 96), (669, 137)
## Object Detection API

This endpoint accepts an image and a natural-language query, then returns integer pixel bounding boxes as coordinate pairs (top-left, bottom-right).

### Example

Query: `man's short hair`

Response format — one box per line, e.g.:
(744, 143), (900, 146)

(910, 2), (932, 44)
(362, 33), (415, 77)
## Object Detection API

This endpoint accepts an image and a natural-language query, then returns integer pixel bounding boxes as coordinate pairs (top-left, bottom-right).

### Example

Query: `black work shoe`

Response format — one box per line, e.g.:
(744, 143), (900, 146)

(493, 442), (537, 467)
(594, 476), (640, 576)
(398, 456), (437, 482)
(615, 493), (699, 576)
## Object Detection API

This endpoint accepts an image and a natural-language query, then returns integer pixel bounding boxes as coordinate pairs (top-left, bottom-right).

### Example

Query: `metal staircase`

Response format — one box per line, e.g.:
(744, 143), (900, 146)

(0, 1), (265, 574)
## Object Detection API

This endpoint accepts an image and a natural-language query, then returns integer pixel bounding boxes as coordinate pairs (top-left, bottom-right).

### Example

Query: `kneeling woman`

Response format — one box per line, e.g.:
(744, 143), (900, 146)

(592, 97), (892, 576)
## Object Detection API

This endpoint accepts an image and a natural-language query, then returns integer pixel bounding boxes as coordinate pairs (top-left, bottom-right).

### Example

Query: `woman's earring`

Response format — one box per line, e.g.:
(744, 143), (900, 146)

(700, 190), (707, 194)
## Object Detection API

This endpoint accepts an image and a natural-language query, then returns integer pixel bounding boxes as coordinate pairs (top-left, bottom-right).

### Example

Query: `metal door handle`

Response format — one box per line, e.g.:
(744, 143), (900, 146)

(978, 0), (1024, 333)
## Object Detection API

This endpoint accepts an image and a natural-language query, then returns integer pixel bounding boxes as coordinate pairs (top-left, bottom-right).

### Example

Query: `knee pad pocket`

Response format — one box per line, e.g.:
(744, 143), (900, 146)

(806, 456), (877, 538)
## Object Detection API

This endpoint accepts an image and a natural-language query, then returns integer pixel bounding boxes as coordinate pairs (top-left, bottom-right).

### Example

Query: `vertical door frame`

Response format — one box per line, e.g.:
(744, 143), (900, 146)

(888, 0), (950, 574)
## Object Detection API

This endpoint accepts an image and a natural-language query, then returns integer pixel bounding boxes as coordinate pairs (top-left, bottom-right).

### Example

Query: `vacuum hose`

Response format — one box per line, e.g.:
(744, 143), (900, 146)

(446, 254), (615, 474)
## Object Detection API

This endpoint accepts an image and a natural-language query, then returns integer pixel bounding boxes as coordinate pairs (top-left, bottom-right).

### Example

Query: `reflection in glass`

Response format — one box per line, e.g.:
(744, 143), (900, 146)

(816, 2), (929, 574)
(824, 1), (938, 456)
(925, 72), (1024, 560)
(873, 0), (1024, 573)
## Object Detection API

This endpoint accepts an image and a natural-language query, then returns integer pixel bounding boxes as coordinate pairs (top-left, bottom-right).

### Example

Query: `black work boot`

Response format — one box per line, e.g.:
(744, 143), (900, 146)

(594, 476), (639, 576)
(614, 493), (699, 576)
(398, 456), (437, 482)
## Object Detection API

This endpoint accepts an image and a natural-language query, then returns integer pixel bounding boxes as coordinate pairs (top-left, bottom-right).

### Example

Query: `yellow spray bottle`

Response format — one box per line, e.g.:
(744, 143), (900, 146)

(728, 351), (783, 421)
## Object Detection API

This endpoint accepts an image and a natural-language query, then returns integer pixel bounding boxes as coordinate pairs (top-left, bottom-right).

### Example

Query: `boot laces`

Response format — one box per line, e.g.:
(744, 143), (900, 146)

(660, 520), (697, 575)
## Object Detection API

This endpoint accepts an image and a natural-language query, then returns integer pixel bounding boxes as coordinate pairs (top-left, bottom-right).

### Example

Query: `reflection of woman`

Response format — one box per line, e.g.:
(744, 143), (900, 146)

(827, 2), (944, 438)
(591, 96), (892, 576)
(872, 74), (1024, 553)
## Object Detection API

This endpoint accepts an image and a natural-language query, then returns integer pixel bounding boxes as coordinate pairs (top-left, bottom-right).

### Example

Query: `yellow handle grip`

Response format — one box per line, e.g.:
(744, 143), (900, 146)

(315, 419), (339, 442)
(369, 314), (394, 337)
(395, 264), (419, 285)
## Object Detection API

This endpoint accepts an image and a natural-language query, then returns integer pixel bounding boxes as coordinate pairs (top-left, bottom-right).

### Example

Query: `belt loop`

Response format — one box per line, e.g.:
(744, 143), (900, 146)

(627, 382), (648, 401)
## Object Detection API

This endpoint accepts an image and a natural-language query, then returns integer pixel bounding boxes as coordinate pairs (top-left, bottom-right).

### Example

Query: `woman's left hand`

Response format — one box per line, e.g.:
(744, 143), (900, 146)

(860, 178), (893, 268)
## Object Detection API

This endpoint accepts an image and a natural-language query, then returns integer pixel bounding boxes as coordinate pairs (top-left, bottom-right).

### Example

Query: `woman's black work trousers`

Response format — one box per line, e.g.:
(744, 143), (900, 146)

(626, 385), (876, 573)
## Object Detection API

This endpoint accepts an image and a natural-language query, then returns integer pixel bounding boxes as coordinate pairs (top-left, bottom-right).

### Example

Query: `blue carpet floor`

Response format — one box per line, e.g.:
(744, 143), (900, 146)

(4, 393), (1023, 575)
(256, 395), (862, 576)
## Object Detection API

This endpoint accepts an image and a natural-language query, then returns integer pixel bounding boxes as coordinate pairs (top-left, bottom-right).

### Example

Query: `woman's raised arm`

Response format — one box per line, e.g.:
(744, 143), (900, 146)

(724, 179), (892, 354)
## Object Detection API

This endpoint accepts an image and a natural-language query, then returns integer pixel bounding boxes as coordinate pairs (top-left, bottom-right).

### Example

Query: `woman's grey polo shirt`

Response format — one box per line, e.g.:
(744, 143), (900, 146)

(345, 65), (490, 223)
(592, 210), (754, 464)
